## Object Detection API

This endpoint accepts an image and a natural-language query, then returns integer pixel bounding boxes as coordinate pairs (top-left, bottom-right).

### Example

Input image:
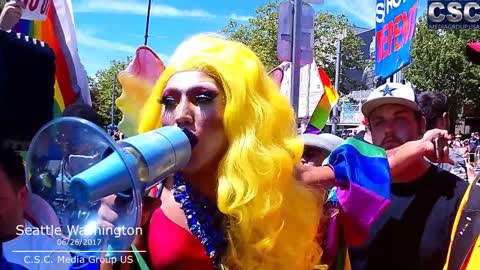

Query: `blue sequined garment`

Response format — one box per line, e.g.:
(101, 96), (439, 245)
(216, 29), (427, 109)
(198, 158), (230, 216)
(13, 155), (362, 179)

(171, 173), (226, 269)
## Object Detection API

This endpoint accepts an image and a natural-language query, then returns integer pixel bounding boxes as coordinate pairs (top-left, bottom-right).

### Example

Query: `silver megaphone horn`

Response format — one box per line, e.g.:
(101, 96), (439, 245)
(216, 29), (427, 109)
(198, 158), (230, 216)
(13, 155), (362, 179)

(25, 117), (196, 259)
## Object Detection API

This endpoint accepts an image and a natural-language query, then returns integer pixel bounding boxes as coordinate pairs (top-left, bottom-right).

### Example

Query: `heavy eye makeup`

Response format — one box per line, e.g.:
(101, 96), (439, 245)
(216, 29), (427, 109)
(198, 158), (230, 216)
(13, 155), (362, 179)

(158, 87), (219, 107)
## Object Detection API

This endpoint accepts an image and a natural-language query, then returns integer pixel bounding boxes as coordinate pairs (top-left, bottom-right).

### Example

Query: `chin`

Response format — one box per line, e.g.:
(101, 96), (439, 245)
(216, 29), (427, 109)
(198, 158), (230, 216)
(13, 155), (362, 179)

(180, 162), (200, 175)
(181, 152), (215, 175)
(382, 142), (402, 150)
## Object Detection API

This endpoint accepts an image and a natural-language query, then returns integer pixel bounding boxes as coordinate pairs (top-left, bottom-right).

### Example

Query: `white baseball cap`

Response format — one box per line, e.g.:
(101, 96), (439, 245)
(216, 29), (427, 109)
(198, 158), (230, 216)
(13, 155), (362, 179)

(361, 83), (418, 117)
(300, 133), (344, 153)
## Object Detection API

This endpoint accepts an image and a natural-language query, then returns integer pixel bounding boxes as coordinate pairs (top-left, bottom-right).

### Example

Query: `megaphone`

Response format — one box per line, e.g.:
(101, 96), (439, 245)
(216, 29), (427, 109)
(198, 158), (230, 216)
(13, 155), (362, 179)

(25, 117), (196, 259)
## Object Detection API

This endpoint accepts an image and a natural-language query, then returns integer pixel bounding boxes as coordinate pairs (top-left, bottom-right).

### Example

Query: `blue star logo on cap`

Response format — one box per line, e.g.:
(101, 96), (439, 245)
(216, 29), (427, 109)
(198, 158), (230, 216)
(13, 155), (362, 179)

(380, 84), (397, 96)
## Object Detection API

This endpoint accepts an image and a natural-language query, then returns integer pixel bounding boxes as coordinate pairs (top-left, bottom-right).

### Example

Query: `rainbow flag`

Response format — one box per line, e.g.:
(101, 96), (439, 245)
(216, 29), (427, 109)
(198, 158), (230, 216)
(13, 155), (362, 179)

(323, 137), (390, 269)
(304, 67), (339, 134)
(13, 0), (90, 117)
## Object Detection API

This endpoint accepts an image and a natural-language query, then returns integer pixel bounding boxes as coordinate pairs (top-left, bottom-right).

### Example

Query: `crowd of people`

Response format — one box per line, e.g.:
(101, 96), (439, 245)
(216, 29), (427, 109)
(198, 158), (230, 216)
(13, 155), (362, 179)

(1, 1), (480, 270)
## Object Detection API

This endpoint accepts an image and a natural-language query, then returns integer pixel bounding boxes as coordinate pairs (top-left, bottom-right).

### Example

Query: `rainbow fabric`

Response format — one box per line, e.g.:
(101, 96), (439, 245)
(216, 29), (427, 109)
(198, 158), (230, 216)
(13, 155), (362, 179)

(324, 137), (391, 270)
(12, 0), (90, 117)
(304, 67), (339, 134)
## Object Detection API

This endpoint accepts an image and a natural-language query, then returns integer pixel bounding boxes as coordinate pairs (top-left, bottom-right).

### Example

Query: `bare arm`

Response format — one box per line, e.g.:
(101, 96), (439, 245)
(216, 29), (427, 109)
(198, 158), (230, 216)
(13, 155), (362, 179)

(295, 129), (452, 190)
(294, 164), (335, 191)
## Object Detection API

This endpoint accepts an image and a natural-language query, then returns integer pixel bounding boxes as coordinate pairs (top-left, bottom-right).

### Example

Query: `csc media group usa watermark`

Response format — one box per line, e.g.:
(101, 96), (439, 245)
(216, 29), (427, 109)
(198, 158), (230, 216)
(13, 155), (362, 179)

(428, 0), (480, 29)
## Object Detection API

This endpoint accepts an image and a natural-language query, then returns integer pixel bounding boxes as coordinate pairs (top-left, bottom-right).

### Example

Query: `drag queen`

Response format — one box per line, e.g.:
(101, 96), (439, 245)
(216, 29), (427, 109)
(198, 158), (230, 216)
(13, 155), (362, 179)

(102, 34), (324, 270)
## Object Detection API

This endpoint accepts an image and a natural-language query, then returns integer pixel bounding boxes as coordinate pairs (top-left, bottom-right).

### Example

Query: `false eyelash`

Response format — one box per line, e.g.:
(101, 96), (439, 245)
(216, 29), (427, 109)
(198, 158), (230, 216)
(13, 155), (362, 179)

(158, 96), (176, 105)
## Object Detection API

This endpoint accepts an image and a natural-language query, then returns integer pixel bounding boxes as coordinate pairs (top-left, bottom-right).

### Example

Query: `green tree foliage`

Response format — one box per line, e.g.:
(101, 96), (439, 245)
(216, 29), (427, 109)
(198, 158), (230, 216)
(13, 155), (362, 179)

(404, 17), (480, 126)
(222, 1), (366, 94)
(89, 59), (130, 128)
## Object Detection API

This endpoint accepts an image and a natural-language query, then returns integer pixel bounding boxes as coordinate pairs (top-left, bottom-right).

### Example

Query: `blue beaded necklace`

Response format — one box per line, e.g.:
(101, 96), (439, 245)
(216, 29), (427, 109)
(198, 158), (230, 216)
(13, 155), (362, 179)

(171, 173), (226, 269)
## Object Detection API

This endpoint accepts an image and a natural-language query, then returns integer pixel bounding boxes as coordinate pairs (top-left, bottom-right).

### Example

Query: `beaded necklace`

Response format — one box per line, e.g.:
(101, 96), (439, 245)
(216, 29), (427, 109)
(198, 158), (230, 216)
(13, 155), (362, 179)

(171, 173), (226, 269)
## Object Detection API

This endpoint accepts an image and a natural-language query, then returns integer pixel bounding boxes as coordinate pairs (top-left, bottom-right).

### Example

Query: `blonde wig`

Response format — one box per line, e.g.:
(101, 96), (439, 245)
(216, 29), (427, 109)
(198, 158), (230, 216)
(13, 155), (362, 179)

(139, 34), (323, 270)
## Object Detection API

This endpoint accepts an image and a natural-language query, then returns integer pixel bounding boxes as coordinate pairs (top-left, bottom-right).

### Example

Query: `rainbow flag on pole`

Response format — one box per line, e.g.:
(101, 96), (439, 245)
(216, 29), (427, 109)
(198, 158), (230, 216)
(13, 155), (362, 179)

(13, 0), (90, 117)
(304, 67), (339, 134)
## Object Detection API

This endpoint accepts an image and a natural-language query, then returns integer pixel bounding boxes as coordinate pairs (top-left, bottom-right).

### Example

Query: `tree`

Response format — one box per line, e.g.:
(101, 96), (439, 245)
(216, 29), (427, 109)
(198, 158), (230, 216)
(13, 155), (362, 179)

(90, 59), (130, 128)
(222, 1), (366, 95)
(404, 16), (480, 130)
(223, 2), (279, 72)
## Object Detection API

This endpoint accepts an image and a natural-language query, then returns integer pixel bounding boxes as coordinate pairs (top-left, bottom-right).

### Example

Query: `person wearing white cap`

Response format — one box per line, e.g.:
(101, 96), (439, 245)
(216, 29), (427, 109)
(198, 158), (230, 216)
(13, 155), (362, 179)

(300, 133), (344, 167)
(346, 83), (469, 270)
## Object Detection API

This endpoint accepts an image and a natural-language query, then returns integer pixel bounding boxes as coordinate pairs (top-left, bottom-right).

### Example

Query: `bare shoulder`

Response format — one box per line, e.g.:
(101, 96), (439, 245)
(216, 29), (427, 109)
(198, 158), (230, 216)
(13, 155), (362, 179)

(159, 188), (189, 231)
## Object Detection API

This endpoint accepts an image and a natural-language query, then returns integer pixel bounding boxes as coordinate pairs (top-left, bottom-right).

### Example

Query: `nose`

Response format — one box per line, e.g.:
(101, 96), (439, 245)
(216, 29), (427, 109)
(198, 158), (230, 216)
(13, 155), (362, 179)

(383, 120), (396, 134)
(175, 98), (194, 128)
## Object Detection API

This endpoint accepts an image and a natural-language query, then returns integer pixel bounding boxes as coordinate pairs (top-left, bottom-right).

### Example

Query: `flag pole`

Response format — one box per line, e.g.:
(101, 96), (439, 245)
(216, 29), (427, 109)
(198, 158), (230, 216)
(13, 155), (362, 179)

(144, 0), (153, 46)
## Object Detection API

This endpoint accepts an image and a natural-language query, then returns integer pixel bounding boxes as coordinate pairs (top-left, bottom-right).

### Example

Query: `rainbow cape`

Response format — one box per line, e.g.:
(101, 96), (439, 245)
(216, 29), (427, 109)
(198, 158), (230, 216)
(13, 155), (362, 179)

(323, 137), (391, 270)
(12, 0), (90, 117)
(304, 67), (339, 134)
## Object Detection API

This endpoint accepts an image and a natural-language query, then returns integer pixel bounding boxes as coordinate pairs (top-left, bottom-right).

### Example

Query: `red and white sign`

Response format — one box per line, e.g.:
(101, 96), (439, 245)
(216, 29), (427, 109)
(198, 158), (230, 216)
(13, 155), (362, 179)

(21, 0), (52, 21)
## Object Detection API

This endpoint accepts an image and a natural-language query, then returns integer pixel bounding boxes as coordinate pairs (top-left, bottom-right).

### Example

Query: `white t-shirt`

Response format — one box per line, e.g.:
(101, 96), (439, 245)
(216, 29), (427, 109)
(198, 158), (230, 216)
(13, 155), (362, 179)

(3, 221), (71, 270)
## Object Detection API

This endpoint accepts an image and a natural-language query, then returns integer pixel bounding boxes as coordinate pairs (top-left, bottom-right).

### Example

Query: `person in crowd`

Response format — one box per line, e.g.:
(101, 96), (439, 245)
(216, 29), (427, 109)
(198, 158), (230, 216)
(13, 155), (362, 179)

(468, 132), (479, 151)
(46, 103), (103, 179)
(452, 134), (462, 148)
(345, 83), (468, 270)
(1, 147), (71, 270)
(416, 92), (449, 131)
(300, 133), (344, 166)
(99, 34), (324, 270)
(355, 117), (372, 143)
(0, 0), (23, 31)
(61, 103), (104, 270)
(417, 91), (468, 181)
(62, 103), (101, 126)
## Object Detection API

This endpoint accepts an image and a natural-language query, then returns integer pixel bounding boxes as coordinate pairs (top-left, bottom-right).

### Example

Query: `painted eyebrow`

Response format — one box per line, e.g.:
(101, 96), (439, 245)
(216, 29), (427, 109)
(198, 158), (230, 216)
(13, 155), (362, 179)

(163, 81), (219, 93)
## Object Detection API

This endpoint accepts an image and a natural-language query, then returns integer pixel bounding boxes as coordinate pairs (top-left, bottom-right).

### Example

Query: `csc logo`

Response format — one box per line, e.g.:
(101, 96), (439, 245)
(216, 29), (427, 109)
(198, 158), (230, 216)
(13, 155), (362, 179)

(428, 1), (480, 24)
(23, 256), (53, 264)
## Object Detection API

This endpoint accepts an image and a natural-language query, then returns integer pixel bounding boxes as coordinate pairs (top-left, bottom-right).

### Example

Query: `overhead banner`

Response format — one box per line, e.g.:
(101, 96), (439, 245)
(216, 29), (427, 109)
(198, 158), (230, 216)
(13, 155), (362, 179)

(375, 0), (418, 79)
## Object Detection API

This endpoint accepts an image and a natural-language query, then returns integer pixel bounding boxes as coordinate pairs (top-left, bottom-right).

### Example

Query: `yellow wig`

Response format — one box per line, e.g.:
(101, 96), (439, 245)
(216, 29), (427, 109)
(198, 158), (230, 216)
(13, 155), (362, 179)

(139, 34), (323, 270)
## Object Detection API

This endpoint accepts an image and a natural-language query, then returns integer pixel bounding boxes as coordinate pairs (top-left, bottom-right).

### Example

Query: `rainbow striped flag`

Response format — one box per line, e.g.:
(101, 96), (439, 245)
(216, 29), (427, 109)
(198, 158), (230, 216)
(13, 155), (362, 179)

(304, 67), (339, 134)
(323, 137), (391, 269)
(13, 0), (90, 117)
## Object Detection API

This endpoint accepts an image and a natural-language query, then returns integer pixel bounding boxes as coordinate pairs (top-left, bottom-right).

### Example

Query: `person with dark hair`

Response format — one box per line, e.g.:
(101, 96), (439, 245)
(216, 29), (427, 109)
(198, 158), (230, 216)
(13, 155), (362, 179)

(59, 103), (103, 178)
(417, 92), (449, 131)
(0, 147), (71, 270)
(348, 83), (468, 270)
(62, 103), (100, 126)
(417, 92), (468, 181)
(0, 146), (27, 242)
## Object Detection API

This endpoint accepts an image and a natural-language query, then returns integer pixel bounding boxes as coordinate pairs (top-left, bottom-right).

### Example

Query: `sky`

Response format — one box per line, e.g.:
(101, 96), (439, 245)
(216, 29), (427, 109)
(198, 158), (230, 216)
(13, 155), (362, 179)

(71, 0), (428, 77)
